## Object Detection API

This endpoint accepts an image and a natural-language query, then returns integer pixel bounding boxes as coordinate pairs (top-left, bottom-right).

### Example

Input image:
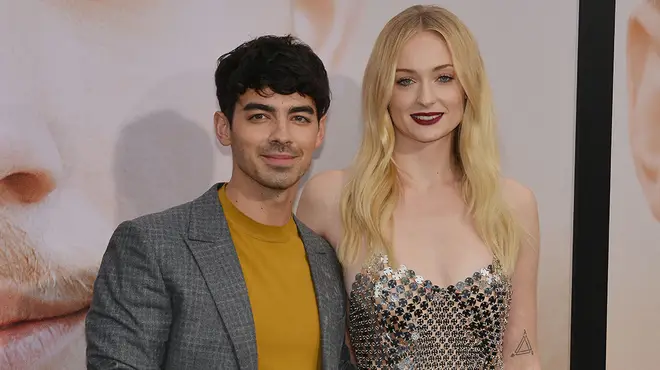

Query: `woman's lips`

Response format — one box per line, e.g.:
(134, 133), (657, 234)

(410, 112), (444, 125)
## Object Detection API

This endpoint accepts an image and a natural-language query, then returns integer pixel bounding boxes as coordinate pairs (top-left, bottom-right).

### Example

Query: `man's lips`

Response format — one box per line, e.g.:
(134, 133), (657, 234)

(0, 309), (86, 369)
(262, 153), (297, 159)
(261, 153), (298, 165)
(0, 309), (87, 342)
(0, 284), (91, 368)
(0, 287), (91, 328)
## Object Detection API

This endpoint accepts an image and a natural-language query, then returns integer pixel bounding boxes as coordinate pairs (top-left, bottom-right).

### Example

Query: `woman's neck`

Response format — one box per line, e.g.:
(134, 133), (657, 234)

(393, 133), (458, 190)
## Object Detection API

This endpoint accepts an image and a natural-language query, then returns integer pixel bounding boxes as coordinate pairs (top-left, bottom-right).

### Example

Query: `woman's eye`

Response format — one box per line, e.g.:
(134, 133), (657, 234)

(438, 75), (454, 83)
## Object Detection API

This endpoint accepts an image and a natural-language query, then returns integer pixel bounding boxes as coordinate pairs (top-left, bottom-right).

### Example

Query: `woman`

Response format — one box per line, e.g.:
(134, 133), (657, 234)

(297, 4), (541, 370)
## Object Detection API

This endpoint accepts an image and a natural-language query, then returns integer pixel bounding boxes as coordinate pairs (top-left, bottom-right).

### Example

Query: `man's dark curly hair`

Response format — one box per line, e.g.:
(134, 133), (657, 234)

(215, 35), (331, 124)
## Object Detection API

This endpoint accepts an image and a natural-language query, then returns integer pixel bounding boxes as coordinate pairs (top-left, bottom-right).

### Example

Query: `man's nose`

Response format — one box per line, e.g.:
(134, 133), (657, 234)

(0, 106), (62, 204)
(269, 118), (293, 143)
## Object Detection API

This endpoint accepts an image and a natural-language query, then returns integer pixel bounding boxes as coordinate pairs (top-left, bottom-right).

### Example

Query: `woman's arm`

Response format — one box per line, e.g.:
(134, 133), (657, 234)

(296, 170), (345, 241)
(297, 170), (357, 366)
(502, 179), (542, 370)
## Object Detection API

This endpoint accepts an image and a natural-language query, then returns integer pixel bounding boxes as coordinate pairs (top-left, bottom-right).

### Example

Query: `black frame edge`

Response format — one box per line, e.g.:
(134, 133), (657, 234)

(570, 0), (616, 368)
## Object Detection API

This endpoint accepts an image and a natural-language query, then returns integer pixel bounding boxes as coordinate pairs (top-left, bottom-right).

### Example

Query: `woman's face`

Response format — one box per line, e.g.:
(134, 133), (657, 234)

(388, 30), (466, 145)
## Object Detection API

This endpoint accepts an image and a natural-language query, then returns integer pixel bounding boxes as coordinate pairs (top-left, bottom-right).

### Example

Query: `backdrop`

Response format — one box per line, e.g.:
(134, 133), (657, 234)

(0, 1), (577, 369)
(608, 0), (660, 368)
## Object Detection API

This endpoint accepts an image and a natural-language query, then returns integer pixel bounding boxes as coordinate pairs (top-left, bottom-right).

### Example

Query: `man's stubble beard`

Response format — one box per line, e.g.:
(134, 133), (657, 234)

(0, 211), (97, 320)
(0, 210), (96, 370)
(0, 208), (98, 300)
(252, 163), (309, 191)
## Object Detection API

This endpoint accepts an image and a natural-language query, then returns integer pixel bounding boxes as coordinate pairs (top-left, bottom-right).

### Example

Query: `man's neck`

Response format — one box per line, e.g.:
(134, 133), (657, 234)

(224, 176), (297, 227)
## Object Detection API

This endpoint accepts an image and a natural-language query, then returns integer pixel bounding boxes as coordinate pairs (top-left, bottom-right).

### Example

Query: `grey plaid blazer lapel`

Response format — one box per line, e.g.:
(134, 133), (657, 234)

(185, 184), (258, 370)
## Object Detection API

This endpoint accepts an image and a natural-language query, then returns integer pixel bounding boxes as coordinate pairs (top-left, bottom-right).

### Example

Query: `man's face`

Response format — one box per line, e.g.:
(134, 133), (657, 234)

(216, 89), (326, 191)
(628, 0), (660, 221)
(0, 110), (110, 369)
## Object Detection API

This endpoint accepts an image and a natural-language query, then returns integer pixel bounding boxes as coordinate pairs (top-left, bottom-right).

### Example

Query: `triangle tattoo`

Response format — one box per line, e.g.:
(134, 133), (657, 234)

(510, 329), (534, 357)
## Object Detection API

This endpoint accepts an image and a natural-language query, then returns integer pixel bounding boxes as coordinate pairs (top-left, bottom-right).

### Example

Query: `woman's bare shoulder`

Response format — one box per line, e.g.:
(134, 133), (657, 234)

(501, 177), (539, 237)
(299, 169), (350, 208)
(296, 169), (350, 237)
(501, 177), (537, 214)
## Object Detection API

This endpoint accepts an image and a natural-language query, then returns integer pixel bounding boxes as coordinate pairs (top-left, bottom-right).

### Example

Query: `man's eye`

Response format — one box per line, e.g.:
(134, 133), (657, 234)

(293, 116), (311, 123)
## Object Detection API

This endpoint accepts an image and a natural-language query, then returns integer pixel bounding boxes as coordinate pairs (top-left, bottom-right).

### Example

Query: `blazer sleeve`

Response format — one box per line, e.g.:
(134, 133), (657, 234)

(85, 220), (172, 370)
(339, 342), (357, 370)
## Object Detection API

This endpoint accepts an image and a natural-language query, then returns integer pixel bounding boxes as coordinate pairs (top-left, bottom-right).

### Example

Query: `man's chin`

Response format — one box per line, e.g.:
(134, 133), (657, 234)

(30, 324), (86, 370)
(631, 152), (660, 222)
(254, 170), (307, 191)
(647, 195), (660, 223)
(259, 180), (299, 191)
(638, 177), (660, 223)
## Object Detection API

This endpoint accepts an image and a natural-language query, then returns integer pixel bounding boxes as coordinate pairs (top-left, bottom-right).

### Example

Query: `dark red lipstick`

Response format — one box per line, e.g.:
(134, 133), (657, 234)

(410, 112), (443, 125)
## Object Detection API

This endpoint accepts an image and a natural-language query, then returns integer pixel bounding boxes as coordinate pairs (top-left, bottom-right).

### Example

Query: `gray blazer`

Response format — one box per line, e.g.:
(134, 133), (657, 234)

(85, 183), (354, 369)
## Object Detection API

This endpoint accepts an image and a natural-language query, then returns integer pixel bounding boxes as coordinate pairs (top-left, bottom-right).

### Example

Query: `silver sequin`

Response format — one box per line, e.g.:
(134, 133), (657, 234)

(348, 253), (512, 370)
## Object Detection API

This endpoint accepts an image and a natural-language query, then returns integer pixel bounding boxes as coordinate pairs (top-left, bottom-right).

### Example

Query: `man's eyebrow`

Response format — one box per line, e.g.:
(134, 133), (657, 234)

(242, 103), (315, 116)
(242, 102), (276, 113)
(289, 105), (315, 115)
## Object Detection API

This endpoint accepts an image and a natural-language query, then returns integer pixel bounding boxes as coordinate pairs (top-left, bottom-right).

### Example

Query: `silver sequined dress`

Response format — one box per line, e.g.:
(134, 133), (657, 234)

(348, 254), (512, 370)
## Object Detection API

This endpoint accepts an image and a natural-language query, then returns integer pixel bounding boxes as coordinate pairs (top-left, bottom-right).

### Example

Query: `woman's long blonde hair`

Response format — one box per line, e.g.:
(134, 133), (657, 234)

(338, 5), (522, 275)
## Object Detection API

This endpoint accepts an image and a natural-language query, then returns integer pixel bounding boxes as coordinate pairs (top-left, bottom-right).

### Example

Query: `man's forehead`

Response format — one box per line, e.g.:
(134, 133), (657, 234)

(237, 89), (315, 110)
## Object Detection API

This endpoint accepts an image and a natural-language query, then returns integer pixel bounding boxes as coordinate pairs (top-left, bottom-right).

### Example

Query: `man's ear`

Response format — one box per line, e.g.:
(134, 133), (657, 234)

(627, 1), (657, 111)
(627, 1), (660, 222)
(214, 111), (231, 146)
(315, 114), (327, 150)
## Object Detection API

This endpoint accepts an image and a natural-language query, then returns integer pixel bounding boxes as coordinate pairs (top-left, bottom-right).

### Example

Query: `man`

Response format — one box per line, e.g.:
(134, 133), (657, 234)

(85, 35), (353, 370)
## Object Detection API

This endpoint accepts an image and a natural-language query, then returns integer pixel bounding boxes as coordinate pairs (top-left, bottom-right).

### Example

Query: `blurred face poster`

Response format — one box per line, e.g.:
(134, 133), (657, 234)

(609, 0), (660, 369)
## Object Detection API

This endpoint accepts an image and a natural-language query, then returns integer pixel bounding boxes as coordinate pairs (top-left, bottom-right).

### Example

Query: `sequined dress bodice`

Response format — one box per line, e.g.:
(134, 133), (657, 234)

(348, 254), (512, 370)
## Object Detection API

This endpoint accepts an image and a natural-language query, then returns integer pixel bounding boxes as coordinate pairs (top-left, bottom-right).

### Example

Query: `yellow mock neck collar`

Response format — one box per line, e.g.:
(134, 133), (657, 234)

(218, 184), (297, 242)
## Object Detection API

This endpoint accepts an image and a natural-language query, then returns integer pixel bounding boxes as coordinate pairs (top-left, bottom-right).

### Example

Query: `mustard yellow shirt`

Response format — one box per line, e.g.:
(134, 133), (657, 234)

(218, 185), (321, 369)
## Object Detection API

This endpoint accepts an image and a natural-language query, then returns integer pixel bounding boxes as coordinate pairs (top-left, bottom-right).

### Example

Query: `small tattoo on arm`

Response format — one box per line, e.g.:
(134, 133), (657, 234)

(510, 329), (534, 357)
